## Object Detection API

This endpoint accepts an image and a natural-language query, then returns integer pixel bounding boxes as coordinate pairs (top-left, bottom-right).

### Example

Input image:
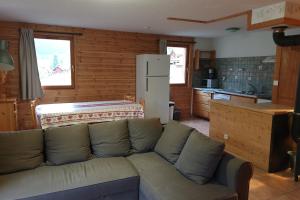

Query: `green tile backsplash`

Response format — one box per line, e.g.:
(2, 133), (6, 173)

(192, 56), (275, 99)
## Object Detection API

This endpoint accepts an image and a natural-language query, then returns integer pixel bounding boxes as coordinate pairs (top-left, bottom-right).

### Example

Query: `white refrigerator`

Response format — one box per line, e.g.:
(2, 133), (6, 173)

(136, 54), (170, 124)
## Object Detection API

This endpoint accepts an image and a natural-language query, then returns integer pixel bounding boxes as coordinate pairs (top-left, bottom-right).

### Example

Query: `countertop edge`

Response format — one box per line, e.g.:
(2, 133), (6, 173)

(193, 88), (258, 99)
(210, 100), (294, 115)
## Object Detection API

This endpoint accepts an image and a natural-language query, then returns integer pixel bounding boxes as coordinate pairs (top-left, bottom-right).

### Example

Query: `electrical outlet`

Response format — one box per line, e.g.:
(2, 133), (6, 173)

(224, 134), (229, 140)
(258, 65), (263, 70)
(235, 76), (238, 80)
(273, 80), (279, 86)
(248, 77), (252, 81)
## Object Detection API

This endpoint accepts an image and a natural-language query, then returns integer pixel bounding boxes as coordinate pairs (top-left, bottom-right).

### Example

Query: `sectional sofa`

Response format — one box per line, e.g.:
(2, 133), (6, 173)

(0, 119), (253, 200)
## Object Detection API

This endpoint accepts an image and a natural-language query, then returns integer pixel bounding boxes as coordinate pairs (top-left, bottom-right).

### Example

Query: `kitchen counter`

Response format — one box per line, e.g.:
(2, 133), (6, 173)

(193, 87), (267, 99)
(210, 100), (294, 172)
(211, 100), (293, 115)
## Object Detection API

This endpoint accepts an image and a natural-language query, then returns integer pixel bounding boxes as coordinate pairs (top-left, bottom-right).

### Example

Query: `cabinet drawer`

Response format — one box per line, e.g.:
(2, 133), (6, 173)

(194, 92), (211, 104)
(194, 103), (210, 112)
(194, 108), (209, 119)
(194, 90), (211, 97)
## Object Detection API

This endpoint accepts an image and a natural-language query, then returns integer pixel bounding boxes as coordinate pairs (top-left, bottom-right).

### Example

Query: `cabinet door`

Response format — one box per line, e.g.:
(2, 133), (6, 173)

(0, 102), (17, 131)
(193, 90), (211, 119)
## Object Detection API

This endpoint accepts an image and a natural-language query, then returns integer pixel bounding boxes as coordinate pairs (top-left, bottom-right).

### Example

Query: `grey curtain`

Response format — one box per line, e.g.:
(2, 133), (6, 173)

(159, 39), (167, 54)
(20, 29), (43, 100)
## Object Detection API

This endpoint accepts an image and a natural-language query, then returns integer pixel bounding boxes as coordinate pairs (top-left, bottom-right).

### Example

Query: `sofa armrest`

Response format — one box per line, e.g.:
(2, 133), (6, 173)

(214, 153), (253, 200)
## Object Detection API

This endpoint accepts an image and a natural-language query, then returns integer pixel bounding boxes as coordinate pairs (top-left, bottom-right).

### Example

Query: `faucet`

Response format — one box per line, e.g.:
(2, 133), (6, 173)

(247, 83), (257, 95)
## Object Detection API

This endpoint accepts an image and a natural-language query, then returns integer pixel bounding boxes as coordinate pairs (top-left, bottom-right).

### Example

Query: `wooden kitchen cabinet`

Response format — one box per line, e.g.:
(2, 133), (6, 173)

(193, 90), (257, 120)
(193, 90), (213, 119)
(0, 98), (18, 131)
(193, 49), (216, 71)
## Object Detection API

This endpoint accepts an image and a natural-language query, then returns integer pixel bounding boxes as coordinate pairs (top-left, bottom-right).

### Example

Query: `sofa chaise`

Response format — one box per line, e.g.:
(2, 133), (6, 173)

(0, 119), (253, 200)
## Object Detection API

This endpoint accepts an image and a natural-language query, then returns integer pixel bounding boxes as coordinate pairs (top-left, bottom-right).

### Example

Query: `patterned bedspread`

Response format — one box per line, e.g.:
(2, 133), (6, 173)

(35, 100), (144, 129)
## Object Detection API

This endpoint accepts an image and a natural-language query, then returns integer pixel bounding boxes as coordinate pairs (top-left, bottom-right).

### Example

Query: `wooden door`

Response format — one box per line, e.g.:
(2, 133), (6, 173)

(273, 46), (300, 106)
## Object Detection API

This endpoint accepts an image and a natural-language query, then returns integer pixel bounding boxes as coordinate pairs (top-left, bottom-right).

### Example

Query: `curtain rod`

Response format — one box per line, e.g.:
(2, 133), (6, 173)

(34, 30), (83, 36)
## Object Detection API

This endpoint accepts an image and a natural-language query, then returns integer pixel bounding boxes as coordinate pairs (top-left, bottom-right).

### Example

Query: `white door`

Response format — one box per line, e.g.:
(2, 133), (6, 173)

(145, 55), (170, 77)
(145, 77), (170, 124)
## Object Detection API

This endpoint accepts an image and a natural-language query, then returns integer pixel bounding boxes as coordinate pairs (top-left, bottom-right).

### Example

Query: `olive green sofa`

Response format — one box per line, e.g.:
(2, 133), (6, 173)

(0, 119), (253, 200)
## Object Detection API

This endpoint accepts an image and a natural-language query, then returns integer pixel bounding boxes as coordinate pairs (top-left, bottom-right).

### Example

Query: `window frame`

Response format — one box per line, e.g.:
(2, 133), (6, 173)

(167, 44), (189, 86)
(34, 33), (75, 90)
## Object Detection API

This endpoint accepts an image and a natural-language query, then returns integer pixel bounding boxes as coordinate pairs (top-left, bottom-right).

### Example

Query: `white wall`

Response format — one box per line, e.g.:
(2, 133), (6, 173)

(212, 31), (276, 58)
(194, 38), (214, 51)
(195, 29), (300, 58)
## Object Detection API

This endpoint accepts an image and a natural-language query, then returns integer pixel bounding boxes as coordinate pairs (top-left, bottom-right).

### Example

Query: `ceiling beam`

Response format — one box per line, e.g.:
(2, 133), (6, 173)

(167, 10), (250, 24)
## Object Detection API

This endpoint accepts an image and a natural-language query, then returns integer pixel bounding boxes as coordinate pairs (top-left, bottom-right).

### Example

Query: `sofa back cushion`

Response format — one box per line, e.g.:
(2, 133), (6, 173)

(0, 129), (43, 174)
(128, 118), (163, 153)
(89, 120), (130, 157)
(175, 130), (225, 184)
(154, 121), (193, 164)
(45, 123), (91, 165)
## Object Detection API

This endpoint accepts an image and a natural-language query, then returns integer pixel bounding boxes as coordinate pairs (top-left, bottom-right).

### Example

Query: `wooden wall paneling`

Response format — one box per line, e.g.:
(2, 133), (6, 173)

(0, 21), (194, 129)
(272, 46), (282, 104)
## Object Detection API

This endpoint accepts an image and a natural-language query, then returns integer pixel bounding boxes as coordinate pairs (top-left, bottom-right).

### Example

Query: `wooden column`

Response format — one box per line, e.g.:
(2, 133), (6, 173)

(272, 46), (300, 106)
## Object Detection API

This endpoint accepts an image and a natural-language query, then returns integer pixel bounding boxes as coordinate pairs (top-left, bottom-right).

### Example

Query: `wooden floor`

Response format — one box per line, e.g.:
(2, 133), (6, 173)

(182, 118), (300, 200)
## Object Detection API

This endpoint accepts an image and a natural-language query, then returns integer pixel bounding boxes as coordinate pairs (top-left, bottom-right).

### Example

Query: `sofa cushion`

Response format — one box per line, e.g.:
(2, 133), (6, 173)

(128, 152), (237, 200)
(175, 130), (225, 184)
(45, 124), (91, 165)
(0, 129), (43, 174)
(128, 118), (163, 153)
(89, 120), (130, 157)
(154, 121), (193, 163)
(0, 157), (139, 200)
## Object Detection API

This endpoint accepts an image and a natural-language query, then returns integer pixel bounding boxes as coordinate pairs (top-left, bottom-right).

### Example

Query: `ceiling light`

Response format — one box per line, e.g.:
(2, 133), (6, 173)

(225, 27), (240, 32)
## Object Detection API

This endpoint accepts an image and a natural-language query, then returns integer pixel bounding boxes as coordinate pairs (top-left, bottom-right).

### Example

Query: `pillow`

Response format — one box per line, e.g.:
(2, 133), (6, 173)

(0, 129), (43, 174)
(154, 120), (193, 163)
(45, 123), (91, 165)
(175, 130), (225, 184)
(89, 120), (130, 157)
(128, 118), (163, 153)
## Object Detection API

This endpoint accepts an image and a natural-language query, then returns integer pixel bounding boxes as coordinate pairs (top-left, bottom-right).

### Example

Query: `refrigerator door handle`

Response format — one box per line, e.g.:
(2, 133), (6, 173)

(146, 61), (149, 75)
(146, 78), (148, 92)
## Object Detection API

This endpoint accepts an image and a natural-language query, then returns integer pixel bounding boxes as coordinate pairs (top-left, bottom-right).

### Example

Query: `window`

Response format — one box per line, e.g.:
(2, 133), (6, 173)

(167, 46), (187, 84)
(34, 35), (74, 88)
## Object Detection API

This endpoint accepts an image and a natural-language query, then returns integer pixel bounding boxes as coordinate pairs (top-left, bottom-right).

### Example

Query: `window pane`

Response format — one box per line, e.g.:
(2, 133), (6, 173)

(34, 38), (72, 87)
(167, 46), (187, 84)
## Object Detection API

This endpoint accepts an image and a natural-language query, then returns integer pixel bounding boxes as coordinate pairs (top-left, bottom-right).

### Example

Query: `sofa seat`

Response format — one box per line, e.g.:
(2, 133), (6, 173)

(0, 157), (139, 200)
(127, 152), (237, 200)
